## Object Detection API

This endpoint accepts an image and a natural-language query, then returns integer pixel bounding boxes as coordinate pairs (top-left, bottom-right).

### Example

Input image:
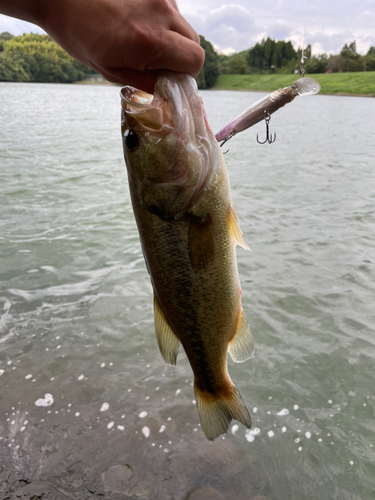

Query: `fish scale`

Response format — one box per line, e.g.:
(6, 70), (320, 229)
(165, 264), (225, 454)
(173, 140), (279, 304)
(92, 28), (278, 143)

(121, 71), (254, 440)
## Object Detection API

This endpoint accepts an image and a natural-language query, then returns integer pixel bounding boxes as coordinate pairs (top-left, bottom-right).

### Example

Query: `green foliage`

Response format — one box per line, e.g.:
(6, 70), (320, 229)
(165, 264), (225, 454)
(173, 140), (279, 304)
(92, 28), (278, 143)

(338, 41), (364, 72)
(1, 31), (375, 87)
(365, 56), (375, 71)
(247, 38), (298, 74)
(248, 41), (267, 71)
(0, 31), (14, 41)
(220, 51), (250, 75)
(0, 33), (90, 83)
(227, 56), (248, 75)
(196, 35), (220, 89)
(305, 54), (328, 74)
(213, 37), (375, 80)
(303, 44), (312, 60)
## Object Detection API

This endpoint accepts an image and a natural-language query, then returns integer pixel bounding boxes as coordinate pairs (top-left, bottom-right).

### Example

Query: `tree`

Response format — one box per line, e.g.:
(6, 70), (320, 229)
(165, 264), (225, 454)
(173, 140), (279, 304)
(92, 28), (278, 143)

(340, 41), (363, 72)
(227, 55), (248, 74)
(247, 37), (297, 73)
(196, 35), (219, 89)
(303, 44), (312, 61)
(0, 33), (90, 83)
(248, 41), (264, 71)
(263, 38), (276, 69)
(0, 31), (13, 41)
(364, 54), (375, 71)
(305, 54), (328, 73)
(327, 54), (344, 73)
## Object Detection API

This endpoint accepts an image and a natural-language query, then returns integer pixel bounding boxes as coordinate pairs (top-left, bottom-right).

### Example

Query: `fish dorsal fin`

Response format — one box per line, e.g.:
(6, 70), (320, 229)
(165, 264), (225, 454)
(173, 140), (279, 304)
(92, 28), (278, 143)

(228, 308), (254, 363)
(154, 294), (180, 366)
(188, 214), (215, 270)
(227, 205), (250, 250)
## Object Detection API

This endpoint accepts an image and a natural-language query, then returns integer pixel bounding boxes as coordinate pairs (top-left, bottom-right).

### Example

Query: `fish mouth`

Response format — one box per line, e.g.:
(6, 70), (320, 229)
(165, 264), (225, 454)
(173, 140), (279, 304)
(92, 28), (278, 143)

(121, 72), (219, 211)
(121, 71), (207, 139)
(120, 86), (166, 132)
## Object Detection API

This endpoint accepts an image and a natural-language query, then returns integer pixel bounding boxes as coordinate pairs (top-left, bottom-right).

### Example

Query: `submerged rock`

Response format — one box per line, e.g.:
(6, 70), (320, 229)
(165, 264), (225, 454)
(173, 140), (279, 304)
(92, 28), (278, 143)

(100, 463), (151, 498)
(9, 481), (71, 500)
(186, 485), (226, 500)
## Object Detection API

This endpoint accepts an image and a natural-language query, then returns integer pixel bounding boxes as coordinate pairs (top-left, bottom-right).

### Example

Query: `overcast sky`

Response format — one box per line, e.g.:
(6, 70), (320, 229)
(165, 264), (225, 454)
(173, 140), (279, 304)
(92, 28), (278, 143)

(1, 0), (375, 56)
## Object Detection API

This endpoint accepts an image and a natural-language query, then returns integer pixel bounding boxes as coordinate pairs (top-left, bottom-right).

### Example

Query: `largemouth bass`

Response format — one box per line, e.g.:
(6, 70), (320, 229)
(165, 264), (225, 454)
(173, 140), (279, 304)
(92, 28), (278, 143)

(120, 71), (254, 441)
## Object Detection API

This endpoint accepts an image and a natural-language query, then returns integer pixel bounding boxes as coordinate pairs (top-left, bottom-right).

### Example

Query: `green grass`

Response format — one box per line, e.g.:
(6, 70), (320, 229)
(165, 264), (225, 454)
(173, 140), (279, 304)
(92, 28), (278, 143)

(213, 72), (375, 96)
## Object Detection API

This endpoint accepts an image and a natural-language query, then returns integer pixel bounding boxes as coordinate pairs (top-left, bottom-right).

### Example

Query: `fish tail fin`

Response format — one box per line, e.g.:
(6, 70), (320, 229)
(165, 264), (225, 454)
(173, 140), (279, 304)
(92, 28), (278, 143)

(194, 382), (251, 441)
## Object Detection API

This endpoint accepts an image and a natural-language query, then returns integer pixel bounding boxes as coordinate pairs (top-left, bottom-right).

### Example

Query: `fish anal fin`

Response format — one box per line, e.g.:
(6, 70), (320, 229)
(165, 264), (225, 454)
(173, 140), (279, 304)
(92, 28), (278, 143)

(227, 205), (250, 250)
(188, 214), (215, 270)
(228, 308), (254, 363)
(194, 382), (251, 441)
(154, 294), (180, 366)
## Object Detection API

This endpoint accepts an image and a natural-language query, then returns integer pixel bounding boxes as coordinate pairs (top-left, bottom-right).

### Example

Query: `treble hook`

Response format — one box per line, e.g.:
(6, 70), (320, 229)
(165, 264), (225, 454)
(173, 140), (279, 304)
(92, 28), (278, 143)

(256, 110), (276, 145)
(219, 130), (235, 149)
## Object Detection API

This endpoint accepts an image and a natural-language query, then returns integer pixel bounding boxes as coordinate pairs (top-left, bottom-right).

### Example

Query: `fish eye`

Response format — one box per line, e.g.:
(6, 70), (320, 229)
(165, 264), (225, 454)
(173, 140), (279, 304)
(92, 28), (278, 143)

(123, 130), (139, 150)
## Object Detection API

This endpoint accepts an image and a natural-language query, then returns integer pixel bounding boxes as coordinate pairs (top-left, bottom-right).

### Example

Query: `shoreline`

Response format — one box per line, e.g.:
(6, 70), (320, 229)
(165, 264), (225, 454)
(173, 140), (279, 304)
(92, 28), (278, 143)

(212, 72), (375, 98)
(73, 79), (375, 98)
(1, 79), (371, 98)
(211, 87), (375, 98)
(74, 76), (375, 98)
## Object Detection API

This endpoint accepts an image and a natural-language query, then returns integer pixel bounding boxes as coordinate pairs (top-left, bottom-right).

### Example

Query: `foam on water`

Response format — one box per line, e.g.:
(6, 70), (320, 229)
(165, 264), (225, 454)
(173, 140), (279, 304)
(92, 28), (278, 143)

(0, 82), (375, 500)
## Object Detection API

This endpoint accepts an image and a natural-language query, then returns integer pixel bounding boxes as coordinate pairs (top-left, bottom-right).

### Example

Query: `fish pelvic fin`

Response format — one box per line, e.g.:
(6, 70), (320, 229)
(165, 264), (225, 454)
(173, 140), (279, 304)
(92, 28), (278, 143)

(229, 307), (254, 363)
(227, 205), (250, 250)
(194, 382), (251, 441)
(154, 294), (180, 366)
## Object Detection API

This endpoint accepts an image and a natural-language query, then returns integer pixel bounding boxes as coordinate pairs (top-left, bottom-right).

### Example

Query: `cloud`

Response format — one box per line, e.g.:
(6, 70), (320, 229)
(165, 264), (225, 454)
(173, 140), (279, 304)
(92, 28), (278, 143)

(0, 15), (45, 36)
(208, 4), (254, 33)
(1, 1), (374, 55)
(180, 0), (375, 55)
(184, 3), (262, 53)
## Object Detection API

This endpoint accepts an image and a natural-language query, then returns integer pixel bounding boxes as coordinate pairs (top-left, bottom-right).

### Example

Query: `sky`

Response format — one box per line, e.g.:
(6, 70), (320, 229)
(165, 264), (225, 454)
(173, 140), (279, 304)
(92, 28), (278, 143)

(1, 0), (375, 56)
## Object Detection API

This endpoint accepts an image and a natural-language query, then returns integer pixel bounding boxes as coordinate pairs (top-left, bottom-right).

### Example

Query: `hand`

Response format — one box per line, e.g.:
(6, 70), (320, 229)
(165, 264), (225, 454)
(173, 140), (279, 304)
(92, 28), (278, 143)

(40, 0), (205, 92)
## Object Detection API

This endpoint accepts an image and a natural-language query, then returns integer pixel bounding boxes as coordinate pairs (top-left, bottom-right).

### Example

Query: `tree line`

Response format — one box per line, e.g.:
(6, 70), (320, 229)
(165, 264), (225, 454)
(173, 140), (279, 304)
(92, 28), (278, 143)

(0, 32), (91, 83)
(198, 36), (375, 88)
(1, 32), (375, 89)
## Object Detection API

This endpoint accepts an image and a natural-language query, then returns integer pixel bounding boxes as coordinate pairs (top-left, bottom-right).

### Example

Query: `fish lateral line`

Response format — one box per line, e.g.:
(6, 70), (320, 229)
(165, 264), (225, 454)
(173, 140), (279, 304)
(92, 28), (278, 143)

(121, 71), (253, 442)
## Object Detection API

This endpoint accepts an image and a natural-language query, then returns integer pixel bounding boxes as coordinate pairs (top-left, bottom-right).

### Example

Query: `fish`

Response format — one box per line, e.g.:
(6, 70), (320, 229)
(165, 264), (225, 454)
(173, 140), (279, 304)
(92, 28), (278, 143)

(120, 71), (254, 441)
(215, 77), (321, 145)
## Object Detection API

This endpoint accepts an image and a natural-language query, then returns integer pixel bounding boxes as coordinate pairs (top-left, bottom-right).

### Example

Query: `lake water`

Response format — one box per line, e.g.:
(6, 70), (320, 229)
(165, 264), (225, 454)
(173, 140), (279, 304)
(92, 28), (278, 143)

(0, 81), (374, 500)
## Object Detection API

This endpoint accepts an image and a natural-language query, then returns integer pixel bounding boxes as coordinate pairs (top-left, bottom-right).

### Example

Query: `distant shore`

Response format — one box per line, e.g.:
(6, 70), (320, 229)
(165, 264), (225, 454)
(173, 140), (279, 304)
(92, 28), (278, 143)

(75, 72), (375, 97)
(212, 72), (375, 97)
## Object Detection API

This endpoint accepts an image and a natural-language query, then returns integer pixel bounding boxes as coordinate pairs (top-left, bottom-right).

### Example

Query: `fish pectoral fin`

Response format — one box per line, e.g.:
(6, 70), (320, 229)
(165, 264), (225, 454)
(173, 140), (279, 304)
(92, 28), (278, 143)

(195, 383), (251, 441)
(188, 214), (215, 270)
(227, 205), (250, 250)
(154, 294), (180, 366)
(228, 308), (254, 363)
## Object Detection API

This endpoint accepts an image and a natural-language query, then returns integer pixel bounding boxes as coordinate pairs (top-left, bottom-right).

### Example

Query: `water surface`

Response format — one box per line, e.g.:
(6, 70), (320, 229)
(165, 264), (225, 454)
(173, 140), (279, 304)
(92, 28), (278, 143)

(0, 82), (374, 499)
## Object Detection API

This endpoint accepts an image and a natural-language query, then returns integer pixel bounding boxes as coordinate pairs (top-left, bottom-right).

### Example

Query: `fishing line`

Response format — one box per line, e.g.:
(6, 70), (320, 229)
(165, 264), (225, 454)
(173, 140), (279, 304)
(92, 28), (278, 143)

(300, 0), (308, 77)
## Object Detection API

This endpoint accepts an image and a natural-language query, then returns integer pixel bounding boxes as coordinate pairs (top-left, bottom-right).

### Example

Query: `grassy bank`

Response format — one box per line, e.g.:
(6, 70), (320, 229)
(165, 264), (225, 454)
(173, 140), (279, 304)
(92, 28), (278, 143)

(213, 72), (375, 96)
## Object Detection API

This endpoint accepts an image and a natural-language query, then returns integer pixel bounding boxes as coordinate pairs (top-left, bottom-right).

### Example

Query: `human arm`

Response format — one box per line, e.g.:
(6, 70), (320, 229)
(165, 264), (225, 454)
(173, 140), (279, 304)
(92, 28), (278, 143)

(0, 0), (205, 92)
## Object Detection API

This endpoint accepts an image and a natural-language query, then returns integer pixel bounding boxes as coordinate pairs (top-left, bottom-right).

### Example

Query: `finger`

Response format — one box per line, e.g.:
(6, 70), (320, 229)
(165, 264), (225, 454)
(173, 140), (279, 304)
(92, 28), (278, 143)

(146, 31), (205, 77)
(99, 67), (156, 94)
(166, 0), (179, 9)
(168, 8), (201, 45)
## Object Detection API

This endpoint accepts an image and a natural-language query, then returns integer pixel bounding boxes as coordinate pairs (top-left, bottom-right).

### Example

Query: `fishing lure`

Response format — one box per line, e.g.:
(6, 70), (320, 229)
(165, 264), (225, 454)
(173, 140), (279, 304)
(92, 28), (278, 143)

(215, 77), (320, 146)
